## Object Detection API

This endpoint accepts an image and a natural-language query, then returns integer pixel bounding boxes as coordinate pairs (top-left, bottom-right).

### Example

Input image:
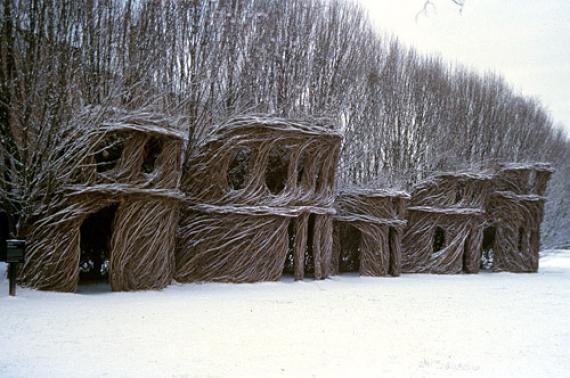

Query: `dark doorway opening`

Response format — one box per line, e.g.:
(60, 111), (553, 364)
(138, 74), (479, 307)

(303, 214), (316, 277)
(433, 226), (446, 253)
(388, 227), (398, 276)
(518, 227), (526, 253)
(339, 224), (361, 273)
(283, 214), (319, 279)
(283, 221), (296, 276)
(462, 232), (470, 273)
(79, 205), (118, 286)
(480, 226), (496, 270)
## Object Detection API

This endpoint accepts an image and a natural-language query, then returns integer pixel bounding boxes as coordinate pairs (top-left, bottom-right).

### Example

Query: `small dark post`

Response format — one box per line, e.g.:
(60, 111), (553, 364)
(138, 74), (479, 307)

(5, 239), (26, 296)
(8, 263), (17, 296)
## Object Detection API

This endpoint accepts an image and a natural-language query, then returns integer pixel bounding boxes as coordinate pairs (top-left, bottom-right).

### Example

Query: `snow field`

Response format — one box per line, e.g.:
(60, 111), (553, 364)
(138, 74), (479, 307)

(1, 251), (569, 377)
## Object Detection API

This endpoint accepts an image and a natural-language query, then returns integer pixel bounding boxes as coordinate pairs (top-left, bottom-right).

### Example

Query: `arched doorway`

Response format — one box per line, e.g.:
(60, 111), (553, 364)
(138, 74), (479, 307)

(79, 205), (118, 288)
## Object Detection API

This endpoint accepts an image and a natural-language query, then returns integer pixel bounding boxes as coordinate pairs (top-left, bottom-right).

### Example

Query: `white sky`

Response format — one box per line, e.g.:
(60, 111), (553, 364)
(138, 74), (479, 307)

(357, 0), (570, 136)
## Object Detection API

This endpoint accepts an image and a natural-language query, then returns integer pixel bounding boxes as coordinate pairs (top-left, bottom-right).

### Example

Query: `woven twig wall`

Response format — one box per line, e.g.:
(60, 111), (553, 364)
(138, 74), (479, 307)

(401, 210), (484, 273)
(109, 197), (179, 290)
(487, 193), (545, 272)
(410, 173), (493, 209)
(181, 116), (341, 209)
(176, 116), (342, 283)
(175, 211), (290, 282)
(494, 164), (553, 196)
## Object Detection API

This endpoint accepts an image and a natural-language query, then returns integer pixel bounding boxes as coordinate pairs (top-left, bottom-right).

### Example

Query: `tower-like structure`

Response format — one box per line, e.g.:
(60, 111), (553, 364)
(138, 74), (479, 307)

(486, 163), (554, 272)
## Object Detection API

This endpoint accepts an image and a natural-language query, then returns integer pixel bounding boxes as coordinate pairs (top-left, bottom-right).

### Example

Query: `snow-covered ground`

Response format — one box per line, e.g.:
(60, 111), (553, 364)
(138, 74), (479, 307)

(1, 251), (569, 378)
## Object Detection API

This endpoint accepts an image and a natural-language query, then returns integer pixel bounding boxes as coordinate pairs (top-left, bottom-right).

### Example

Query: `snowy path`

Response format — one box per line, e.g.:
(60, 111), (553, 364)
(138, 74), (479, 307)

(1, 251), (569, 378)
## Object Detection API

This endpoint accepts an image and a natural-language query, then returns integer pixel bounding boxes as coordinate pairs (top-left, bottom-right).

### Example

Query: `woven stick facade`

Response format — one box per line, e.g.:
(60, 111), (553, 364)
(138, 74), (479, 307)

(486, 164), (554, 272)
(176, 116), (341, 282)
(18, 109), (186, 291)
(333, 189), (409, 276)
(9, 107), (555, 292)
(402, 166), (553, 274)
(402, 173), (494, 273)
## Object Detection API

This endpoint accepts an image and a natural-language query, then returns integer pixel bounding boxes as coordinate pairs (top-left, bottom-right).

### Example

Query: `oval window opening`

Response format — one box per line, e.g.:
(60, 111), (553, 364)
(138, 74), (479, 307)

(455, 183), (464, 204)
(227, 148), (251, 190)
(95, 136), (124, 173)
(142, 137), (163, 174)
(266, 147), (289, 195)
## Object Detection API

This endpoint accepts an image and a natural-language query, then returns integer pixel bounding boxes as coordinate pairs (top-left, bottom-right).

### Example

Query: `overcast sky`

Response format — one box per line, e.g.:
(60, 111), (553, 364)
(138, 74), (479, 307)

(357, 0), (570, 135)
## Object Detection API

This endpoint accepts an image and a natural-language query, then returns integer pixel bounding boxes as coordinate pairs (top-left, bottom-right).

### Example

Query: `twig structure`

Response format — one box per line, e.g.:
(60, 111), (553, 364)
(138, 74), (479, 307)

(18, 110), (186, 291)
(333, 189), (409, 276)
(175, 116), (342, 282)
(486, 163), (554, 272)
(402, 165), (553, 274)
(6, 109), (554, 292)
(401, 173), (494, 273)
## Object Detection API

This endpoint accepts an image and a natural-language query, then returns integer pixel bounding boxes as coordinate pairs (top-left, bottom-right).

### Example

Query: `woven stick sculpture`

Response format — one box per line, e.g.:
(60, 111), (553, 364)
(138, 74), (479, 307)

(6, 103), (554, 292)
(17, 108), (186, 292)
(402, 166), (553, 274)
(486, 163), (554, 272)
(401, 173), (493, 273)
(333, 189), (409, 276)
(176, 115), (341, 283)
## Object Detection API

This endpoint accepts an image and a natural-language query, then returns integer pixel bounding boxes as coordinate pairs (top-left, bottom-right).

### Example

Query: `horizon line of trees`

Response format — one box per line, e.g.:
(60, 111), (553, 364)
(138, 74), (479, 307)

(1, 0), (569, 247)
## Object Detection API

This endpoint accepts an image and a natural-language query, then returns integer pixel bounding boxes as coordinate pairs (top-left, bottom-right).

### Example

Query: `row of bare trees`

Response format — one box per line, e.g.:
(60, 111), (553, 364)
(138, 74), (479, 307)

(1, 0), (568, 247)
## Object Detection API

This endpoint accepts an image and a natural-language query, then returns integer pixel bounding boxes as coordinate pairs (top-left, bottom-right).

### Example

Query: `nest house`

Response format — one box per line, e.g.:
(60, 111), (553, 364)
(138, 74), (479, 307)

(333, 189), (409, 277)
(18, 111), (186, 292)
(401, 173), (494, 274)
(175, 116), (342, 282)
(485, 163), (554, 272)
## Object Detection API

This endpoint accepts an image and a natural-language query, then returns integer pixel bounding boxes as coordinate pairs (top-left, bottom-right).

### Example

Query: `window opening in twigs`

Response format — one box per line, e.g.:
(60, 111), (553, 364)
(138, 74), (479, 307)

(481, 226), (496, 270)
(79, 205), (118, 287)
(227, 147), (252, 190)
(266, 146), (289, 195)
(432, 226), (446, 253)
(455, 183), (464, 204)
(392, 198), (402, 218)
(95, 136), (124, 173)
(297, 153), (307, 188)
(142, 137), (163, 174)
(339, 224), (361, 273)
(315, 162), (324, 194)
